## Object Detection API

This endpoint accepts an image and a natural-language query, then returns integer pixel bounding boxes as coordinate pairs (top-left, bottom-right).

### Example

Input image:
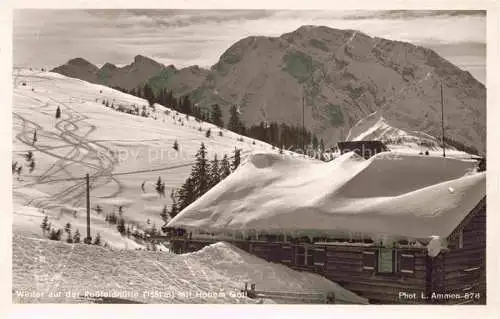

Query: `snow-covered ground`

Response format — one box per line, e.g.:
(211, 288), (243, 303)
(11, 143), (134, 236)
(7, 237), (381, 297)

(12, 69), (370, 305)
(12, 69), (291, 249)
(12, 234), (368, 304)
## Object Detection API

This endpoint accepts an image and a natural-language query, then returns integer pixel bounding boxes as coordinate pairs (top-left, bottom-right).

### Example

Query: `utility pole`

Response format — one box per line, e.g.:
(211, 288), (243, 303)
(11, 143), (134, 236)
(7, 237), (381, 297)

(302, 95), (305, 152)
(441, 83), (446, 158)
(85, 173), (91, 243)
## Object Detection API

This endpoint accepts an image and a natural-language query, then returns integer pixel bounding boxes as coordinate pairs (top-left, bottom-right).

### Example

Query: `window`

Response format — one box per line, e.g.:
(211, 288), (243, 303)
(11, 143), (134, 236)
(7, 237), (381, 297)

(313, 247), (326, 266)
(306, 248), (314, 266)
(281, 245), (293, 264)
(296, 246), (306, 265)
(399, 253), (415, 274)
(362, 251), (376, 270)
(377, 248), (395, 273)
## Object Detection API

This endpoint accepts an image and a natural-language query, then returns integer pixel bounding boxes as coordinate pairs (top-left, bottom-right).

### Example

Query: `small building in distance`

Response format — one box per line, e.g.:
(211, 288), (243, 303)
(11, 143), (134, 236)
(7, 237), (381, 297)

(337, 140), (388, 159)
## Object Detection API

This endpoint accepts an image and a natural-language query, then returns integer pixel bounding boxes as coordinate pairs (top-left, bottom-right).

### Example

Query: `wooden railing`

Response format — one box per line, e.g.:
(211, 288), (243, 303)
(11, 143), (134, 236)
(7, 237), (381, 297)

(240, 283), (363, 304)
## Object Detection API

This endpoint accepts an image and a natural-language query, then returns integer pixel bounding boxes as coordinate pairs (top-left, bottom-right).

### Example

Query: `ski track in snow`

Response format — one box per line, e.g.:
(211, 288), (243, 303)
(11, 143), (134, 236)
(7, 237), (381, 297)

(10, 70), (370, 305)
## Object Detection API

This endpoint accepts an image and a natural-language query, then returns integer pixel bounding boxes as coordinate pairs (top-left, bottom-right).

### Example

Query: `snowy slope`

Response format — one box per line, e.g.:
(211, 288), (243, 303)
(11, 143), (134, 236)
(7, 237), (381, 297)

(345, 112), (474, 159)
(12, 69), (293, 249)
(168, 151), (485, 241)
(12, 234), (368, 304)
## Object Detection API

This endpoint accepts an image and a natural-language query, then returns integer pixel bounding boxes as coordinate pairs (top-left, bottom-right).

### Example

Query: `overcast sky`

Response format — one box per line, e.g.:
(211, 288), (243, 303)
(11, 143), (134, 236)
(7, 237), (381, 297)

(13, 10), (486, 83)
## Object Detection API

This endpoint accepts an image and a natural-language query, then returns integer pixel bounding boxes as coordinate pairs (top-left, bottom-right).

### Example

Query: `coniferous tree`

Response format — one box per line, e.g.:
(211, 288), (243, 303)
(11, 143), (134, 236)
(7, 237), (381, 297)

(177, 177), (196, 211)
(169, 202), (179, 220)
(33, 130), (37, 144)
(173, 140), (179, 151)
(117, 218), (126, 235)
(312, 135), (319, 150)
(210, 104), (224, 127)
(25, 151), (33, 162)
(73, 229), (81, 243)
(95, 205), (103, 214)
(49, 228), (62, 241)
(205, 128), (211, 138)
(64, 222), (72, 236)
(55, 106), (61, 119)
(155, 176), (163, 196)
(227, 105), (245, 134)
(160, 205), (168, 223)
(40, 216), (49, 233)
(208, 155), (221, 189)
(191, 143), (209, 197)
(29, 160), (35, 174)
(12, 161), (18, 174)
(219, 154), (232, 179)
(232, 148), (241, 171)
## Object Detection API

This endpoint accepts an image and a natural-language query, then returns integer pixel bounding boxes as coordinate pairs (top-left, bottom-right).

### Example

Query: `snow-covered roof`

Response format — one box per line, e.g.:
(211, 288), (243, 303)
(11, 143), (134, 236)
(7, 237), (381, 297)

(167, 151), (485, 241)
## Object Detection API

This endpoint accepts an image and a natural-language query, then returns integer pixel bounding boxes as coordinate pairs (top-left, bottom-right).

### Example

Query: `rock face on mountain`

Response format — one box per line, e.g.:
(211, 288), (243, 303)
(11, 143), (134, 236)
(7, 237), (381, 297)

(52, 26), (486, 154)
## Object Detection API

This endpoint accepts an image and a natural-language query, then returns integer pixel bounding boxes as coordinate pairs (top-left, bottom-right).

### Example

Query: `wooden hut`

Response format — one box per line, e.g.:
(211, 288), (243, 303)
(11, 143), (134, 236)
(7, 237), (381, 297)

(165, 152), (486, 304)
(337, 140), (388, 159)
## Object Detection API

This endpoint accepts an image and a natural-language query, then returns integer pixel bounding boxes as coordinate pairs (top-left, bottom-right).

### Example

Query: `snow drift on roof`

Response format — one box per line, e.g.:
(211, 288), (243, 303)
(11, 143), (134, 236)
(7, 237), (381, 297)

(167, 151), (485, 240)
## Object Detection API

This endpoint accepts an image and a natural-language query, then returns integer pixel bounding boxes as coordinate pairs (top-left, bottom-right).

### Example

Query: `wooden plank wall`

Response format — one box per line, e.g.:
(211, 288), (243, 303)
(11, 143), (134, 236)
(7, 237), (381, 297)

(430, 203), (486, 304)
(323, 246), (428, 304)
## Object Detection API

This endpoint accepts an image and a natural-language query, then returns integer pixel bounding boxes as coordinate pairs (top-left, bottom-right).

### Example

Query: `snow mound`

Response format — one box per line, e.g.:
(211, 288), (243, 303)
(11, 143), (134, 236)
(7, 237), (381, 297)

(168, 152), (485, 241)
(181, 241), (368, 304)
(12, 235), (367, 304)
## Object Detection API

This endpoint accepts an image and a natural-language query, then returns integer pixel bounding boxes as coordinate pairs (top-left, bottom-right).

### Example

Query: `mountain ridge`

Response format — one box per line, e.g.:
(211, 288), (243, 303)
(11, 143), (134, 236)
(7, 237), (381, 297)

(51, 25), (486, 154)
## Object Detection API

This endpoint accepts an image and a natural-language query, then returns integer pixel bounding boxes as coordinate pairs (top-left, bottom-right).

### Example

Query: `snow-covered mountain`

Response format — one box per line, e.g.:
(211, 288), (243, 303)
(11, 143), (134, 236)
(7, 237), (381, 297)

(12, 68), (299, 250)
(345, 112), (475, 159)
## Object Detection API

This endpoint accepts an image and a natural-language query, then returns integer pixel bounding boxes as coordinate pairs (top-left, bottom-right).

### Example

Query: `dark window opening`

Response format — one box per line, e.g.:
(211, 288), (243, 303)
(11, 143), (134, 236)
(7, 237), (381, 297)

(362, 251), (376, 270)
(281, 246), (293, 264)
(296, 246), (306, 265)
(399, 253), (415, 274)
(313, 247), (326, 266)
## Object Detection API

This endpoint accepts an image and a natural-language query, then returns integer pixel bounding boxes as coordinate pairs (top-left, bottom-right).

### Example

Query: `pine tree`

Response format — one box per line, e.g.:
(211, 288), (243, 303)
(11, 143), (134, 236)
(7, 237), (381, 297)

(25, 151), (33, 162)
(205, 128), (211, 138)
(173, 140), (179, 151)
(210, 104), (224, 127)
(33, 130), (37, 144)
(160, 205), (168, 223)
(191, 143), (209, 197)
(208, 155), (221, 189)
(227, 105), (245, 134)
(169, 202), (179, 219)
(95, 205), (103, 214)
(73, 229), (81, 243)
(64, 222), (72, 235)
(40, 216), (49, 233)
(49, 228), (62, 241)
(55, 106), (61, 119)
(29, 160), (35, 174)
(93, 233), (101, 245)
(155, 176), (163, 196)
(177, 177), (196, 211)
(12, 161), (17, 174)
(219, 154), (231, 179)
(232, 148), (241, 171)
(117, 218), (126, 235)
